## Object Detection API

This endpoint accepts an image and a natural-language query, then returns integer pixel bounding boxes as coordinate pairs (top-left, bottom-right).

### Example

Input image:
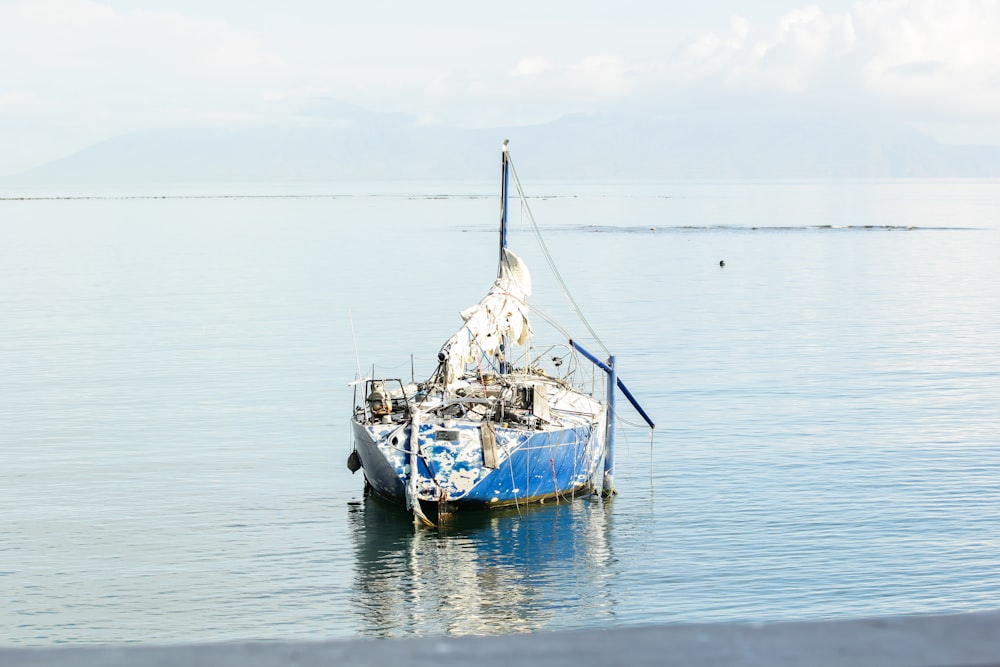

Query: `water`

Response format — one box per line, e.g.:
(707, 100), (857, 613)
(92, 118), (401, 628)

(2, 179), (999, 646)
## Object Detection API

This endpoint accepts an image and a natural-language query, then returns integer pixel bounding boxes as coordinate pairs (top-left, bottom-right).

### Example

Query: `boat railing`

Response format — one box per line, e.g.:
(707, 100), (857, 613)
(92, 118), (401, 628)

(356, 378), (415, 424)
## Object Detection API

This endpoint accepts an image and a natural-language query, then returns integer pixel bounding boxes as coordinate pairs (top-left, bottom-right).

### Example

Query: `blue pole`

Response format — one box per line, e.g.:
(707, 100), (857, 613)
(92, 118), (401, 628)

(614, 377), (655, 430)
(603, 354), (617, 497)
(499, 140), (510, 374)
(570, 339), (655, 429)
(499, 139), (510, 260)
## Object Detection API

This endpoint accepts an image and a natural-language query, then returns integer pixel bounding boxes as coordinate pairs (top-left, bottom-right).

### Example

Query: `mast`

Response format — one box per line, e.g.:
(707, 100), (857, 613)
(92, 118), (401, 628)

(499, 139), (510, 271)
(499, 139), (510, 374)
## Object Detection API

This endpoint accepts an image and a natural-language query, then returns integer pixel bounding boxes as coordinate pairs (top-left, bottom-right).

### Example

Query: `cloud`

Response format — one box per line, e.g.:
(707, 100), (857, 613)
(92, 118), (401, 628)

(0, 0), (289, 173)
(2, 0), (284, 73)
(16, 0), (115, 26)
(884, 60), (948, 77)
(678, 8), (856, 94)
(668, 0), (1000, 121)
(567, 55), (635, 97)
(3, 0), (1000, 175)
(0, 90), (40, 108)
(411, 52), (638, 128)
(128, 8), (285, 70)
(856, 0), (1000, 119)
(0, 0), (285, 127)
(511, 58), (553, 78)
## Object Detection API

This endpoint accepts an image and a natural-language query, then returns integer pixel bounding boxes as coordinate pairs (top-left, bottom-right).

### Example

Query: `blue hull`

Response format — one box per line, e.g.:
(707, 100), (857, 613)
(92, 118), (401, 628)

(351, 417), (604, 514)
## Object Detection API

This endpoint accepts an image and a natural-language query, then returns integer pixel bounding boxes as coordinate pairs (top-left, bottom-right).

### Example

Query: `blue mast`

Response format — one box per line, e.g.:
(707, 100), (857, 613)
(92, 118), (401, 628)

(499, 139), (510, 265)
(499, 139), (510, 374)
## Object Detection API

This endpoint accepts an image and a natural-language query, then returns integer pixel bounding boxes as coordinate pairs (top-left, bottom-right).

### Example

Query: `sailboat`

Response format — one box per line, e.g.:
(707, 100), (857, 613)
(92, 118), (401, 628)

(349, 141), (654, 525)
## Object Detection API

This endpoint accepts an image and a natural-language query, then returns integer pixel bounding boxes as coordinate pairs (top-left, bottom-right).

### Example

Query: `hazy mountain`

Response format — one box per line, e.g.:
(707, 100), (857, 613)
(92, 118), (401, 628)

(7, 109), (1000, 184)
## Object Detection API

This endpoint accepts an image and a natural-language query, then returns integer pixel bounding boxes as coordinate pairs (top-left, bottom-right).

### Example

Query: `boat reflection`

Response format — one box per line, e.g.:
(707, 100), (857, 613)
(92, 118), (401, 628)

(347, 494), (616, 637)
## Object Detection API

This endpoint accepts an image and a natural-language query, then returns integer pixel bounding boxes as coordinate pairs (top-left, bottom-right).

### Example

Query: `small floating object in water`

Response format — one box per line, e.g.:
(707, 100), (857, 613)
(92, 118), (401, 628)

(719, 260), (725, 267)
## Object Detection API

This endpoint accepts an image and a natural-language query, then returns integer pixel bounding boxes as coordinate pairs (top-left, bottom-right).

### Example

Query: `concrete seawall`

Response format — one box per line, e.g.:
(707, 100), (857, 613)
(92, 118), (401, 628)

(3, 610), (999, 666)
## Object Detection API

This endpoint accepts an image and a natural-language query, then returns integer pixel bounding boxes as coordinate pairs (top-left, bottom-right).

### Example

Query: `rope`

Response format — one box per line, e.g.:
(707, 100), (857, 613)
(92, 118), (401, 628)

(507, 156), (610, 358)
(614, 412), (655, 430)
(527, 303), (577, 341)
(550, 457), (561, 503)
(503, 441), (522, 517)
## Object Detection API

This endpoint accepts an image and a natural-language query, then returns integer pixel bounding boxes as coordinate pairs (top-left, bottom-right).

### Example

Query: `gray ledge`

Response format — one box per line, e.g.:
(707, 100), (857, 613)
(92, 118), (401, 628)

(3, 610), (1000, 667)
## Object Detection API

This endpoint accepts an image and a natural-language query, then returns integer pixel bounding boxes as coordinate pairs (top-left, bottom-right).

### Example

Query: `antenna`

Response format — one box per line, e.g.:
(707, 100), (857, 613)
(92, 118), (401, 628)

(349, 309), (363, 381)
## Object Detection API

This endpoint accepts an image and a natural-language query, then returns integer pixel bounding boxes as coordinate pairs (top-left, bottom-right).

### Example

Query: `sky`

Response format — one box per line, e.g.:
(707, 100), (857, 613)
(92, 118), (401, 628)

(1, 0), (999, 176)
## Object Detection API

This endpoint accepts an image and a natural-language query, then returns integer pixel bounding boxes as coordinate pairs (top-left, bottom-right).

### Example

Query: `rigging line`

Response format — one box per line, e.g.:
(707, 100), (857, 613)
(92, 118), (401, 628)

(649, 428), (655, 498)
(550, 457), (561, 504)
(528, 303), (577, 341)
(615, 405), (632, 457)
(507, 156), (610, 358)
(525, 431), (530, 512)
(571, 432), (580, 500)
(503, 442), (522, 517)
(615, 412), (655, 429)
(376, 359), (417, 370)
(464, 326), (502, 375)
(349, 309), (363, 381)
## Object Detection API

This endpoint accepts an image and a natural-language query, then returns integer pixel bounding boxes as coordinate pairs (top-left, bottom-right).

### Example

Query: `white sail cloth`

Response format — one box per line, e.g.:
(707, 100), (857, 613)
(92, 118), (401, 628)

(439, 249), (532, 384)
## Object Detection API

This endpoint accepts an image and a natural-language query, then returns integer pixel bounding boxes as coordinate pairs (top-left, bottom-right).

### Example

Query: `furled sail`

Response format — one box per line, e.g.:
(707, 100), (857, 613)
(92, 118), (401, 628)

(438, 248), (532, 384)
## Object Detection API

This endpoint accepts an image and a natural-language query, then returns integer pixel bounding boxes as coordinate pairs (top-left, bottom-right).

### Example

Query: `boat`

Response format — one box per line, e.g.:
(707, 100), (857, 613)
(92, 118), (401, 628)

(348, 141), (654, 525)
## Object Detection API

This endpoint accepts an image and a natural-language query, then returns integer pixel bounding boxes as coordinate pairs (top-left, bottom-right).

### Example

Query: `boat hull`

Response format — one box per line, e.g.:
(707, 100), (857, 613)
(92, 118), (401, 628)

(351, 415), (605, 515)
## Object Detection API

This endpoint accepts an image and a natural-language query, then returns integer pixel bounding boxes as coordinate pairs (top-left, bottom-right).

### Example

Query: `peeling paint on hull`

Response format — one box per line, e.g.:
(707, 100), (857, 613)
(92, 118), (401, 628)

(351, 409), (605, 517)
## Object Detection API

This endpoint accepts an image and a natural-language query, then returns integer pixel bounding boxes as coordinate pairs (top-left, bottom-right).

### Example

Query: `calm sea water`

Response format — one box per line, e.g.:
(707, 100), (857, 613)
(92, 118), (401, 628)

(2, 179), (999, 646)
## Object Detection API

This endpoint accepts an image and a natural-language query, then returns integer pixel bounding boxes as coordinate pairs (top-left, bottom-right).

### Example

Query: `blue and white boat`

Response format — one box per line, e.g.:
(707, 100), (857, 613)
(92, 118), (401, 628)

(349, 141), (654, 525)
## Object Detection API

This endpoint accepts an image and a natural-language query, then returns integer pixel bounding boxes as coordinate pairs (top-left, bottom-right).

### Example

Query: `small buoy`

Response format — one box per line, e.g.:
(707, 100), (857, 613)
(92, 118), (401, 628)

(719, 260), (725, 267)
